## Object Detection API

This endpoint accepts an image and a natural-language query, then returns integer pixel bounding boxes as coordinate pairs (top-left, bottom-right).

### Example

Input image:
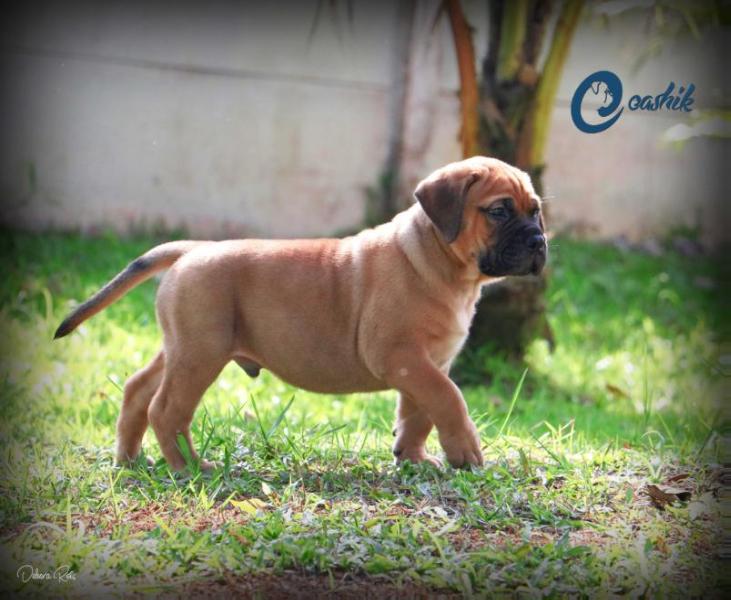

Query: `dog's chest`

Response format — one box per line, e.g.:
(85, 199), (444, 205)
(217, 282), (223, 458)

(430, 331), (468, 369)
(427, 306), (474, 369)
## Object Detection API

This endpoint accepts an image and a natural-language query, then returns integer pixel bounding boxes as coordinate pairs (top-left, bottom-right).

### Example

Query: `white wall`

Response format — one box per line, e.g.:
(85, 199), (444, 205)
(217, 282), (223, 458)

(1, 1), (727, 244)
(1, 1), (397, 237)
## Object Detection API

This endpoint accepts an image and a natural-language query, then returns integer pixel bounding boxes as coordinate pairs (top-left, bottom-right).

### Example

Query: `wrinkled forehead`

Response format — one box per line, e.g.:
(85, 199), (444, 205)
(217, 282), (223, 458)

(470, 159), (538, 210)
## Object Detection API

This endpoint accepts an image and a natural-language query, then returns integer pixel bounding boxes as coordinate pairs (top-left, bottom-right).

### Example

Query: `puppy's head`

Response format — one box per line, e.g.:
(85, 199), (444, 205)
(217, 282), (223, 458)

(414, 156), (546, 277)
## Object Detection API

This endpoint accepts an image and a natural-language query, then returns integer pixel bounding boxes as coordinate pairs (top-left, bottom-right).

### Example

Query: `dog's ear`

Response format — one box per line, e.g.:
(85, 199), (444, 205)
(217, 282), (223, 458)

(414, 170), (479, 243)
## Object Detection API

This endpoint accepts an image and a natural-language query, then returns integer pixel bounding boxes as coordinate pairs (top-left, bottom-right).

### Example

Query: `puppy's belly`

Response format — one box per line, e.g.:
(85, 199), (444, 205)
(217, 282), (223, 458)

(235, 353), (387, 395)
(272, 367), (388, 395)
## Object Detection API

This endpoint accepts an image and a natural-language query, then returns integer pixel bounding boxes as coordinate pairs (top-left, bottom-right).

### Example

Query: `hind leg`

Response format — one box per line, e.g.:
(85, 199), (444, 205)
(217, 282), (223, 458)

(147, 352), (226, 472)
(116, 350), (164, 465)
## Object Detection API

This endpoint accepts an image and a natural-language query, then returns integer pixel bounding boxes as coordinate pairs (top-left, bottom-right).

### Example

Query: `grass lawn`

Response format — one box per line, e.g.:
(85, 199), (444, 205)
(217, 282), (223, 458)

(0, 230), (725, 598)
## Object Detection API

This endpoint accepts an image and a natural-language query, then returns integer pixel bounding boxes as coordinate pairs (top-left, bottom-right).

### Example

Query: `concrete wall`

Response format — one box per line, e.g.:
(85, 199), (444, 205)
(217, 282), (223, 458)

(1, 1), (727, 244)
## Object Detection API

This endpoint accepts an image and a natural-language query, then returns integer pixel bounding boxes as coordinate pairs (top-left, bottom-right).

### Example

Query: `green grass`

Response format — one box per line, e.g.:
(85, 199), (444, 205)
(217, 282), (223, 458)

(0, 230), (725, 597)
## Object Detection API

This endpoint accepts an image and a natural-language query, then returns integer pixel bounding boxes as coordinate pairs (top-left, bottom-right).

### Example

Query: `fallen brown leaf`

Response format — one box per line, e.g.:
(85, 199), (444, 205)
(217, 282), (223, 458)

(646, 484), (675, 509)
(646, 484), (692, 509)
(660, 486), (692, 501)
(605, 383), (630, 399)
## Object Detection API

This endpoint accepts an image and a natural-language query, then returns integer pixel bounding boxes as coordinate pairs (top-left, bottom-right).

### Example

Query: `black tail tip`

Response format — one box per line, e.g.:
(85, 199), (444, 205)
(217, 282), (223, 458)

(53, 320), (74, 339)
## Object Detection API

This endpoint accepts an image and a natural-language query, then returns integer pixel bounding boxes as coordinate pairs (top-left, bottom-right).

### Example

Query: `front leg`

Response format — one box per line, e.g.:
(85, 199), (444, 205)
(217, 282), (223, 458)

(392, 393), (442, 467)
(385, 353), (483, 468)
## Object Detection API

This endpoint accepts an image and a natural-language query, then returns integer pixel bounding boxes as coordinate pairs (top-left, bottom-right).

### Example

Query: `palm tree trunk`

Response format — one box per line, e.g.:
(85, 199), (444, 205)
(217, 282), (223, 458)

(445, 0), (583, 358)
(445, 0), (479, 158)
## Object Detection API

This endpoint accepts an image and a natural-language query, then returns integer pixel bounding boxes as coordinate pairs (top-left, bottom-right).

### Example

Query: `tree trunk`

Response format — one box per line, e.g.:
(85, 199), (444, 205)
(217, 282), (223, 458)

(445, 0), (480, 158)
(445, 0), (582, 358)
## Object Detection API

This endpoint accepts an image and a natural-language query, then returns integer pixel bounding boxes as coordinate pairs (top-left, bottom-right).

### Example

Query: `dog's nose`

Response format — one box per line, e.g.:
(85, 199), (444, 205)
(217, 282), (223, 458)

(527, 234), (546, 252)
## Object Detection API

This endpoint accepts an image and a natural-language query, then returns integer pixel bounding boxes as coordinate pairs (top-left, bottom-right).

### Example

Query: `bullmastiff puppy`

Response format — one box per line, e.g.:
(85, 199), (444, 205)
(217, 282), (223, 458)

(55, 156), (546, 471)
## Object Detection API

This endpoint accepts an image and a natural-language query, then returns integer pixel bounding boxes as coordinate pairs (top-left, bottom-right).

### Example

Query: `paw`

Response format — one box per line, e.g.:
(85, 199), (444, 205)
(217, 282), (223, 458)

(439, 421), (484, 468)
(167, 458), (219, 474)
(393, 446), (443, 468)
(198, 459), (220, 472)
(116, 452), (155, 469)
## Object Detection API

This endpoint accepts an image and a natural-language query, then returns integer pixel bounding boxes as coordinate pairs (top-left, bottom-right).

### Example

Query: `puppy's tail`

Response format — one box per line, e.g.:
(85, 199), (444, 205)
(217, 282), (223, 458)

(54, 240), (206, 339)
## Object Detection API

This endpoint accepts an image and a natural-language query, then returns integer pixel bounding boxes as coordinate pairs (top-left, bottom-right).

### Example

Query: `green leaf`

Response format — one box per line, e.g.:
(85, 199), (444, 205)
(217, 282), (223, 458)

(364, 555), (398, 574)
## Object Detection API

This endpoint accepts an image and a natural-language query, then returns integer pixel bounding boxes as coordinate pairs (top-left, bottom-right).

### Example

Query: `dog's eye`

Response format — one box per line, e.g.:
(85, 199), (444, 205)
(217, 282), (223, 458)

(483, 205), (508, 220)
(531, 208), (541, 219)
